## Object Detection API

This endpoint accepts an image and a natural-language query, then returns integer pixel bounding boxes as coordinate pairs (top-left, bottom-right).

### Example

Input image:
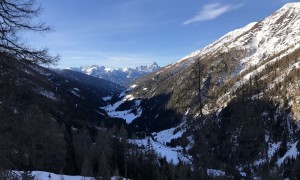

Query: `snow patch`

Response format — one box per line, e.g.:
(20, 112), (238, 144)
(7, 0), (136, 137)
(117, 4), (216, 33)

(128, 84), (137, 90)
(184, 108), (190, 115)
(240, 172), (247, 177)
(102, 95), (112, 101)
(73, 88), (80, 92)
(129, 138), (191, 164)
(105, 67), (112, 72)
(153, 127), (185, 145)
(269, 142), (281, 159)
(277, 140), (299, 166)
(118, 91), (126, 98)
(14, 171), (128, 180)
(101, 95), (142, 124)
(39, 90), (57, 101)
(70, 90), (80, 97)
(253, 159), (266, 166)
(207, 169), (225, 177)
(124, 94), (135, 101)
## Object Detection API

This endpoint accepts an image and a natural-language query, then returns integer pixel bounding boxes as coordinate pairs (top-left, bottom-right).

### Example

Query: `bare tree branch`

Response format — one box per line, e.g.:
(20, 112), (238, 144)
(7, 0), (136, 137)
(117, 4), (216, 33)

(0, 0), (59, 65)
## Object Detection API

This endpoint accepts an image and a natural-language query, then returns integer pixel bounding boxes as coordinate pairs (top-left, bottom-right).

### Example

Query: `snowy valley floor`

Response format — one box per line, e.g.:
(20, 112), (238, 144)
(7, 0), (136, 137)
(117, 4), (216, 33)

(13, 171), (127, 180)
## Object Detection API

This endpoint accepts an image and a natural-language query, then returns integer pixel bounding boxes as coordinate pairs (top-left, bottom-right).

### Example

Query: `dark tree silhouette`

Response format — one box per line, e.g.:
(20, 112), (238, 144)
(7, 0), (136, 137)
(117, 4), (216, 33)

(187, 59), (207, 118)
(0, 0), (59, 64)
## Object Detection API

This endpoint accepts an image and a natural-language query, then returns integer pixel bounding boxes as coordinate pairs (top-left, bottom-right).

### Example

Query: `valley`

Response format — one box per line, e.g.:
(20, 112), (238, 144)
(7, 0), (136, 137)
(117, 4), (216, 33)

(1, 1), (300, 179)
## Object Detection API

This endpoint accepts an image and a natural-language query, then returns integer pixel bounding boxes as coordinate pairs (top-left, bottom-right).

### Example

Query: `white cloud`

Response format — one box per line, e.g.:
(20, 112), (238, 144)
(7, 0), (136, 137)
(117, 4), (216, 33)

(183, 3), (243, 25)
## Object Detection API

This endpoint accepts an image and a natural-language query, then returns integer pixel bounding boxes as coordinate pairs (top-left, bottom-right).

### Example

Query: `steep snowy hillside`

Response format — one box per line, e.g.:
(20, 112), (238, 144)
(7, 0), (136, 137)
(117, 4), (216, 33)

(131, 2), (300, 117)
(101, 3), (300, 131)
(176, 2), (300, 72)
(66, 62), (160, 86)
(104, 3), (300, 178)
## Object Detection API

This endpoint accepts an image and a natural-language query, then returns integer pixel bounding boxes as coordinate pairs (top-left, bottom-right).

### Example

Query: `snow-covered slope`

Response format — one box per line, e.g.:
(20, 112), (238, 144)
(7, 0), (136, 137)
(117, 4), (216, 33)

(179, 2), (300, 72)
(66, 62), (161, 86)
(129, 137), (190, 164)
(179, 21), (257, 64)
(131, 3), (300, 117)
(100, 87), (142, 124)
(13, 171), (127, 180)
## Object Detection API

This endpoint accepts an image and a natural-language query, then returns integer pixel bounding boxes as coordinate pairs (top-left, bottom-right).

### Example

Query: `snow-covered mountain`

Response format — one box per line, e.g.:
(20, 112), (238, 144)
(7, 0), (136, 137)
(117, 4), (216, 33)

(66, 62), (160, 86)
(99, 3), (300, 178)
(179, 2), (300, 74)
(100, 2), (300, 130)
(131, 2), (300, 116)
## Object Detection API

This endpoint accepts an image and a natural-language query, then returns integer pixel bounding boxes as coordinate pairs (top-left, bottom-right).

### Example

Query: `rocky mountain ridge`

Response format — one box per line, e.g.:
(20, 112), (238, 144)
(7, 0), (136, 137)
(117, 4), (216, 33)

(66, 62), (160, 86)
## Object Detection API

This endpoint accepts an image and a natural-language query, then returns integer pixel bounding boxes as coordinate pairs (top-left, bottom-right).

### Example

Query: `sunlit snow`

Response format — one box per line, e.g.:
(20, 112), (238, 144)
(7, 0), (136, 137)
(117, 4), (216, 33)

(101, 93), (142, 124)
(152, 127), (185, 145)
(14, 171), (127, 180)
(129, 138), (190, 164)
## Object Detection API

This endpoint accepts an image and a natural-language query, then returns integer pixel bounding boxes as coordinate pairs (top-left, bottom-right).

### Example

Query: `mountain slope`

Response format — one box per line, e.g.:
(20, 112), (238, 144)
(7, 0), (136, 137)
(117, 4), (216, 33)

(67, 62), (161, 86)
(0, 54), (129, 174)
(102, 3), (300, 131)
(0, 55), (128, 126)
(101, 3), (300, 178)
(130, 2), (300, 118)
(56, 69), (124, 95)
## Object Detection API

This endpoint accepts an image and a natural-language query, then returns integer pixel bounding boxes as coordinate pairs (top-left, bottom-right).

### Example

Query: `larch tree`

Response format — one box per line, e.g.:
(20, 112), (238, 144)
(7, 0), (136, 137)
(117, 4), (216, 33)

(184, 58), (207, 118)
(0, 0), (59, 64)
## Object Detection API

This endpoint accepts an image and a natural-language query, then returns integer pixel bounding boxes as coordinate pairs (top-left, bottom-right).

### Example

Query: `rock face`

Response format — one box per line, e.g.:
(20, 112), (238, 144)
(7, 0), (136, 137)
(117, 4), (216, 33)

(66, 62), (161, 86)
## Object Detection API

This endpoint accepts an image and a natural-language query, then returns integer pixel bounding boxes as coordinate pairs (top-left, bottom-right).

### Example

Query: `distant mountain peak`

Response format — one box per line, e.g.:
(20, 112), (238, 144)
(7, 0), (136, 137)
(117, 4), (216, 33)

(66, 63), (161, 86)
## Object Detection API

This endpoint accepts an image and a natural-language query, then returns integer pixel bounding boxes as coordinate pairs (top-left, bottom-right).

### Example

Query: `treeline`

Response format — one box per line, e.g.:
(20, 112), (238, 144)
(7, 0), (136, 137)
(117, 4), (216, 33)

(67, 126), (193, 180)
(0, 118), (194, 179)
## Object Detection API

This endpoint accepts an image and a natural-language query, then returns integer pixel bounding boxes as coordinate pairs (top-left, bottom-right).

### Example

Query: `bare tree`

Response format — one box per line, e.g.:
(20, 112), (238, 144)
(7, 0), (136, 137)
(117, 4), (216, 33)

(185, 59), (207, 118)
(0, 0), (59, 64)
(196, 60), (205, 117)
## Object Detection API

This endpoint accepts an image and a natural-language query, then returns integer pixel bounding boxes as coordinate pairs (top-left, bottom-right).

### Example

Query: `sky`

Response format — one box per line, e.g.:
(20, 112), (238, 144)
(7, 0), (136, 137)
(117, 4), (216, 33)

(24, 0), (296, 68)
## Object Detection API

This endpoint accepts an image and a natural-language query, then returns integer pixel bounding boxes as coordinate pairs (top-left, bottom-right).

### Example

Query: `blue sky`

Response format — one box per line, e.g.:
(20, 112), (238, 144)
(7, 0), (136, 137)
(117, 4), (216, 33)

(26, 0), (295, 68)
